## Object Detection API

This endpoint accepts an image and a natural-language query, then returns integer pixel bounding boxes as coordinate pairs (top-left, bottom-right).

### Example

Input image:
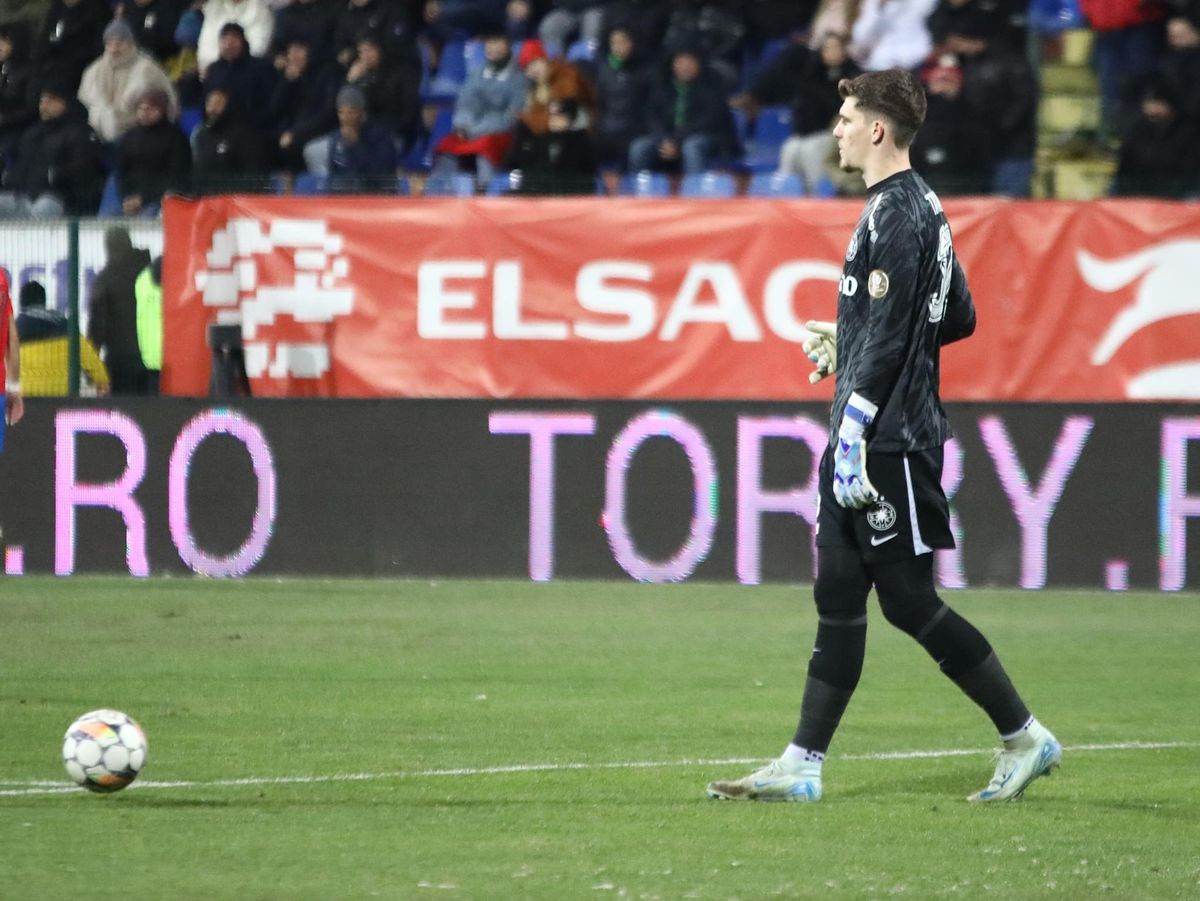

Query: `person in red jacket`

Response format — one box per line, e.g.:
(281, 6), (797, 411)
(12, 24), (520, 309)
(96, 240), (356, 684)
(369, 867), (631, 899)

(1079, 0), (1167, 141)
(0, 268), (25, 451)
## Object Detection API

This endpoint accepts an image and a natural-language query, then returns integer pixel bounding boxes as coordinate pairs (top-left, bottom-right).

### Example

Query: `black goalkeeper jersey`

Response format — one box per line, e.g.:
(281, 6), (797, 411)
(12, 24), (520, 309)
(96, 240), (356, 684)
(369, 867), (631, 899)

(829, 168), (976, 453)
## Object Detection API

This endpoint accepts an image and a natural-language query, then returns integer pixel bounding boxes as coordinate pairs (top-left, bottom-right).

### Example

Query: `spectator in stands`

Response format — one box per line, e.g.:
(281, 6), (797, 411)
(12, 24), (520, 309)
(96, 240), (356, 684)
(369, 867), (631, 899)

(33, 0), (110, 95)
(910, 55), (992, 194)
(849, 0), (939, 71)
(808, 0), (855, 48)
(334, 0), (420, 68)
(740, 30), (860, 193)
(1112, 77), (1198, 197)
(1080, 0), (1166, 142)
(745, 0), (819, 45)
(343, 31), (422, 152)
(192, 83), (271, 192)
(589, 24), (651, 170)
(538, 0), (613, 55)
(116, 87), (192, 215)
(948, 13), (1037, 196)
(269, 0), (340, 72)
(433, 33), (527, 186)
(661, 0), (747, 88)
(505, 0), (547, 41)
(0, 82), (105, 217)
(516, 38), (597, 133)
(203, 21), (277, 129)
(124, 0), (187, 65)
(16, 279), (109, 396)
(424, 0), (509, 46)
(88, 226), (152, 396)
(269, 37), (338, 170)
(503, 96), (597, 192)
(304, 84), (398, 187)
(135, 257), (162, 396)
(0, 23), (37, 161)
(627, 46), (739, 175)
(1159, 9), (1200, 127)
(78, 19), (179, 143)
(197, 0), (276, 72)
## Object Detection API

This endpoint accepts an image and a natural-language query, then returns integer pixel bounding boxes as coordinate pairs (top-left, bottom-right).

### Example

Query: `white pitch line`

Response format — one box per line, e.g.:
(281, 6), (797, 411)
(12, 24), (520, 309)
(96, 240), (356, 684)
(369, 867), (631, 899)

(1, 741), (1196, 799)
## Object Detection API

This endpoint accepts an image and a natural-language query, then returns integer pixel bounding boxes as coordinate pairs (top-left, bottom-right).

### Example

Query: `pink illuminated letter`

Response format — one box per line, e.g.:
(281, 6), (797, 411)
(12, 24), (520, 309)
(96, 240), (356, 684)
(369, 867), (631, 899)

(489, 412), (597, 581)
(55, 410), (149, 576)
(168, 410), (277, 577)
(979, 415), (1093, 589)
(735, 416), (826, 584)
(1160, 418), (1200, 591)
(603, 411), (717, 582)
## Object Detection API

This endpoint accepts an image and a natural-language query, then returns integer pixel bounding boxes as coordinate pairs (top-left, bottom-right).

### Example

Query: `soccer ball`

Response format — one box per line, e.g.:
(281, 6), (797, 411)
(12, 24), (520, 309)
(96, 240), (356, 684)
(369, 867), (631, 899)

(61, 709), (148, 793)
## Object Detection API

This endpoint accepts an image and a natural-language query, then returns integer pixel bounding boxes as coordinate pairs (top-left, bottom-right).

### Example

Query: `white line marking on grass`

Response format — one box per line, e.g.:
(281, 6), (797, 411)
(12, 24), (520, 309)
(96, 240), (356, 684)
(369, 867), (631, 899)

(1, 741), (1195, 798)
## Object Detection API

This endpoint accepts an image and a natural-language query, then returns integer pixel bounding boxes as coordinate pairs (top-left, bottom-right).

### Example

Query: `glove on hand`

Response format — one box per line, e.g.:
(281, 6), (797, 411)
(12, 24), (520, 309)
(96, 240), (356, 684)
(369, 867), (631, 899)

(833, 392), (880, 509)
(803, 320), (837, 384)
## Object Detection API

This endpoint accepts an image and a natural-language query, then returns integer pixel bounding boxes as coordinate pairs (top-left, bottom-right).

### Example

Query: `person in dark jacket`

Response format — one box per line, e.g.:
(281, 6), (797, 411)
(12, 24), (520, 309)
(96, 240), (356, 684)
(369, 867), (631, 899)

(202, 22), (278, 131)
(33, 0), (111, 95)
(0, 23), (38, 159)
(87, 226), (152, 396)
(342, 31), (422, 152)
(627, 46), (738, 174)
(116, 87), (193, 215)
(334, 0), (422, 68)
(740, 30), (861, 191)
(1112, 77), (1199, 197)
(269, 38), (338, 171)
(0, 82), (105, 217)
(1158, 11), (1200, 128)
(910, 56), (993, 195)
(124, 0), (187, 64)
(304, 84), (398, 189)
(192, 83), (271, 193)
(586, 24), (650, 169)
(503, 97), (598, 193)
(269, 0), (341, 72)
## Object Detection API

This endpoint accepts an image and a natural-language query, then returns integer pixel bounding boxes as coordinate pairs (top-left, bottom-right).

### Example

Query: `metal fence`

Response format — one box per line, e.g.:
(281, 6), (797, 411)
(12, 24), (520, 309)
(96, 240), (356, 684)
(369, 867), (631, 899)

(1, 218), (163, 396)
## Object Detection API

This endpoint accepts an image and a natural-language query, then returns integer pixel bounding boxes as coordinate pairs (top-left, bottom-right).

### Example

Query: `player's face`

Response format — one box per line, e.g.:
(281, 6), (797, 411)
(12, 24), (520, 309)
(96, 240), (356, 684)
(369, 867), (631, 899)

(833, 97), (871, 171)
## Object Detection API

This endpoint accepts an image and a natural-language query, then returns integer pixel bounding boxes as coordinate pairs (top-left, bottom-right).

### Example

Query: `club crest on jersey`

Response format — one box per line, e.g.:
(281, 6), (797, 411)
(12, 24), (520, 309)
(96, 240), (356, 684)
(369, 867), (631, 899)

(866, 501), (897, 532)
(846, 231), (860, 262)
(868, 269), (890, 299)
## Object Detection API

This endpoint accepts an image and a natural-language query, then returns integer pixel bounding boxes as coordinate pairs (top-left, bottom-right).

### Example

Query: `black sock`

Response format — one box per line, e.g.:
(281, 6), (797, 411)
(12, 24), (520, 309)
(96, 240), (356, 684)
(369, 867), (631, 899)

(948, 651), (1032, 737)
(792, 618), (866, 753)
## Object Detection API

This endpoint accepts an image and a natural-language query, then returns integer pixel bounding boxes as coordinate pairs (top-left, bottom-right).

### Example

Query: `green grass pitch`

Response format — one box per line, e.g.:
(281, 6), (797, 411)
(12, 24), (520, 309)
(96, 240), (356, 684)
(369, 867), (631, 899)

(3, 578), (1199, 899)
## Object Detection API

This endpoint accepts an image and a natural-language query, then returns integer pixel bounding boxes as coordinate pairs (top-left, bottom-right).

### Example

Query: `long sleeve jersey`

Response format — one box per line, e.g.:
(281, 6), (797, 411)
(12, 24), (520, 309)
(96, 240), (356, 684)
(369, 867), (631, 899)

(829, 168), (976, 452)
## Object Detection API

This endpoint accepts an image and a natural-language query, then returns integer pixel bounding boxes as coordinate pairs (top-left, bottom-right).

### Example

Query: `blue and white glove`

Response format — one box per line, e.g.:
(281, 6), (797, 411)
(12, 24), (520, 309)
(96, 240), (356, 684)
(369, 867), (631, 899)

(833, 392), (880, 509)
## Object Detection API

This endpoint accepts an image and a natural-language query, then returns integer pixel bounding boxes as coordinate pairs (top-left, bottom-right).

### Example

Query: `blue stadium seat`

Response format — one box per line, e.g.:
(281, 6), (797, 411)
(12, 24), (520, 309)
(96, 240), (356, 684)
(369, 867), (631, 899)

(179, 104), (203, 138)
(566, 38), (598, 63)
(753, 106), (792, 145)
(811, 175), (839, 198)
(426, 38), (469, 98)
(294, 173), (328, 195)
(747, 171), (804, 197)
(407, 104), (456, 172)
(618, 171), (672, 197)
(395, 175), (411, 196)
(680, 171), (736, 198)
(423, 173), (476, 196)
(98, 174), (122, 215)
(486, 171), (520, 195)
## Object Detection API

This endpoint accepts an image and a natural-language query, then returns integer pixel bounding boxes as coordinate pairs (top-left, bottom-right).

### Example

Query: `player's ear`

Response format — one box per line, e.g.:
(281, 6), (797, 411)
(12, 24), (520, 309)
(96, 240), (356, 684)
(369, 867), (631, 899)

(871, 119), (884, 145)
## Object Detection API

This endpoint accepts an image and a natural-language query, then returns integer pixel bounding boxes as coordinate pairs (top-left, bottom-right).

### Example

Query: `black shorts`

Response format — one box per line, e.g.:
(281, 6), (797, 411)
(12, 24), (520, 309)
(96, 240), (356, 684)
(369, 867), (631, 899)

(815, 444), (954, 564)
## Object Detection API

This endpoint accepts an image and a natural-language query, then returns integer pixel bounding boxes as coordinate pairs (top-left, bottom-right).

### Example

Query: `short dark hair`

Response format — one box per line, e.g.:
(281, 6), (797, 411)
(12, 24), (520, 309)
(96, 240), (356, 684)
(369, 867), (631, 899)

(838, 69), (927, 149)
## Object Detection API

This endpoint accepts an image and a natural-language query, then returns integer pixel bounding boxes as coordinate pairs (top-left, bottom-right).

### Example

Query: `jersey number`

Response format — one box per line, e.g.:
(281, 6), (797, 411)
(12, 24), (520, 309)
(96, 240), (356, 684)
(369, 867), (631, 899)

(929, 223), (952, 323)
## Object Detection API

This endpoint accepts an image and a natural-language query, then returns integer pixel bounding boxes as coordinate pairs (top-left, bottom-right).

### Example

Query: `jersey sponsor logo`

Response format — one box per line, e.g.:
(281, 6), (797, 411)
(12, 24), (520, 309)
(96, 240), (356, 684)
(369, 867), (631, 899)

(870, 532), (898, 546)
(839, 274), (859, 297)
(1077, 239), (1200, 398)
(868, 269), (889, 299)
(866, 500), (897, 531)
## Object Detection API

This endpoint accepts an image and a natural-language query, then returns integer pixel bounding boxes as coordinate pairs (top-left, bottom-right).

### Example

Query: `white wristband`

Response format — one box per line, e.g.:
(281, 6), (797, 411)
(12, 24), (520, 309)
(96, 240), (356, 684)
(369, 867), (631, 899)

(5, 380), (20, 394)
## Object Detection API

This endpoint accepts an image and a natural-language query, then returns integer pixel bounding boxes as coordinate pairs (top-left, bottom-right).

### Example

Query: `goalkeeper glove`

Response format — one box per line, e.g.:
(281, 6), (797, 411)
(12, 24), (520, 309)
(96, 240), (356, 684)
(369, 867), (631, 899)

(833, 392), (879, 509)
(803, 320), (837, 384)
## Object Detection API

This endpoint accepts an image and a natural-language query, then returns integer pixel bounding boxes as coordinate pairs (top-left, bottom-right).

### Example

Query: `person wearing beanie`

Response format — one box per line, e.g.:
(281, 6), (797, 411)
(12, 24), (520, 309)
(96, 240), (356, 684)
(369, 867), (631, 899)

(78, 18), (179, 141)
(516, 35), (597, 136)
(192, 83), (271, 194)
(202, 18), (278, 129)
(16, 280), (110, 397)
(302, 82), (398, 190)
(115, 86), (193, 214)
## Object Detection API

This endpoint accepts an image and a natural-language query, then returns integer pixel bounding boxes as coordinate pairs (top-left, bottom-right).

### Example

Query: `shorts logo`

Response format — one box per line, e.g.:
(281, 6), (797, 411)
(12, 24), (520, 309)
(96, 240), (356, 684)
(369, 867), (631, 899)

(868, 269), (889, 299)
(866, 501), (897, 532)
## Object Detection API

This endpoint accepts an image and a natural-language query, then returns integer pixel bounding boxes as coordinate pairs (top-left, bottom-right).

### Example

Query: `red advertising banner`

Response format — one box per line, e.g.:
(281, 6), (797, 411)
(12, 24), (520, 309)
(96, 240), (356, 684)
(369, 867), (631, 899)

(162, 196), (1200, 400)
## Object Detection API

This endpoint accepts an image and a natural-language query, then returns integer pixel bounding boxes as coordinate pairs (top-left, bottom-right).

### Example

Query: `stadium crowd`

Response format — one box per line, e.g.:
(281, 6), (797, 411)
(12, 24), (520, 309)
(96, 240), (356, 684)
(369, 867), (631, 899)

(0, 0), (1197, 210)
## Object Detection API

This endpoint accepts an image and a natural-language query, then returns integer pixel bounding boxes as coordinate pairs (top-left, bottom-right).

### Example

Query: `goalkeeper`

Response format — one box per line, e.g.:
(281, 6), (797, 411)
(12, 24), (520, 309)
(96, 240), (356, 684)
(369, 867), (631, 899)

(707, 69), (1059, 805)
